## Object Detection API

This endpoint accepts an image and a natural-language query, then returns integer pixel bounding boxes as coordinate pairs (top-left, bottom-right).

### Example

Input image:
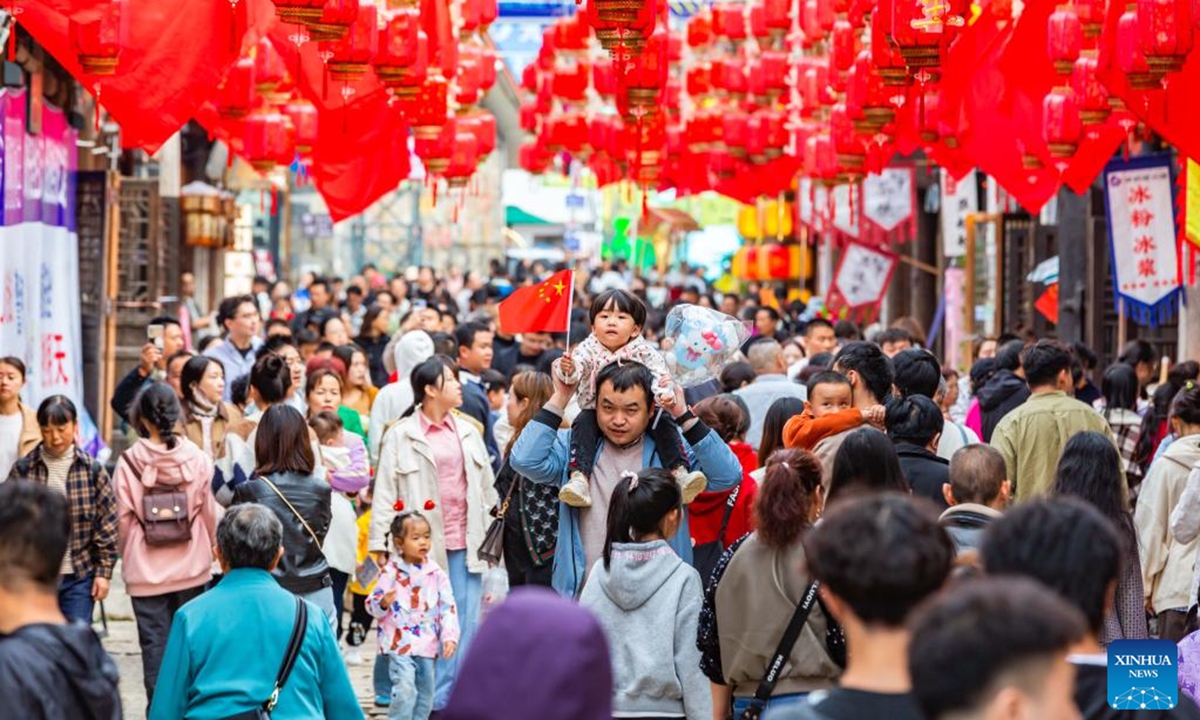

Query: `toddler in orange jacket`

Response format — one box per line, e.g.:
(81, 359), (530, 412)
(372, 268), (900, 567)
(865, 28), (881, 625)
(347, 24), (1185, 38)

(784, 370), (886, 450)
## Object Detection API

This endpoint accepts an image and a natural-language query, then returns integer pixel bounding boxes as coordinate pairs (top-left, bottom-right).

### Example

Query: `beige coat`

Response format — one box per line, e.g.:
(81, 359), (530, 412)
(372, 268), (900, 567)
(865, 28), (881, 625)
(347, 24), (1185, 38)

(1137, 435), (1200, 612)
(370, 410), (498, 574)
(16, 402), (40, 458)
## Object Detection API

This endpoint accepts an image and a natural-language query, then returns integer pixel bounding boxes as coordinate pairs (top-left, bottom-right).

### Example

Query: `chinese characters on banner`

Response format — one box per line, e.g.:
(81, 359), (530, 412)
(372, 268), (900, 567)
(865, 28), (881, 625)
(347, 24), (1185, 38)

(1102, 155), (1182, 326)
(861, 167), (917, 247)
(825, 240), (900, 321)
(941, 169), (978, 258)
(0, 89), (92, 446)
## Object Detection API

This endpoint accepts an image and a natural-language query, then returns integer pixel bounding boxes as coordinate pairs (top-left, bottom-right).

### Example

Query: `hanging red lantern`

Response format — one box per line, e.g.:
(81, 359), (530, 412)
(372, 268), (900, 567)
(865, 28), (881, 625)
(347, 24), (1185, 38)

(715, 56), (748, 97)
(1071, 51), (1111, 124)
(374, 8), (420, 87)
(444, 130), (480, 188)
(324, 0), (376, 82)
(750, 4), (770, 39)
(723, 110), (749, 157)
(764, 0), (791, 36)
(407, 72), (449, 139)
(390, 30), (429, 101)
(688, 11), (713, 47)
(685, 110), (720, 151)
(519, 101), (540, 132)
(455, 47), (485, 107)
(218, 57), (256, 120)
(283, 98), (318, 154)
(622, 28), (669, 116)
(686, 63), (712, 95)
(254, 37), (287, 97)
(590, 116), (619, 156)
(871, 9), (909, 86)
(519, 141), (552, 174)
(804, 131), (838, 182)
(848, 50), (895, 131)
(1076, 0), (1106, 36)
(552, 59), (590, 103)
(479, 48), (498, 93)
(713, 3), (747, 40)
(1138, 0), (1193, 74)
(593, 57), (617, 96)
(831, 19), (860, 73)
(554, 14), (591, 52)
(760, 50), (788, 97)
(415, 119), (456, 175)
(271, 0), (326, 23)
(888, 0), (966, 72)
(479, 0), (499, 29)
(244, 111), (290, 172)
(305, 0), (359, 42)
(1043, 86), (1082, 158)
(831, 102), (866, 172)
(462, 0), (483, 35)
(1116, 4), (1162, 87)
(1047, 6), (1083, 76)
(462, 112), (497, 162)
(70, 0), (126, 77)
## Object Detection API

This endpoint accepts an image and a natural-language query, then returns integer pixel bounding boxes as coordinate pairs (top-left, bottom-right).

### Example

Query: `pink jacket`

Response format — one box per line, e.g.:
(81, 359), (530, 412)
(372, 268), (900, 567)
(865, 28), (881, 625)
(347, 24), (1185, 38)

(114, 438), (218, 597)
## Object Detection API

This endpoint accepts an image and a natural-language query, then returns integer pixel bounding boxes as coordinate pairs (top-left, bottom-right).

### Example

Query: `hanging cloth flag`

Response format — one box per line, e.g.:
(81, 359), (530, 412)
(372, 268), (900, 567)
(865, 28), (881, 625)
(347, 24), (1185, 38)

(1103, 154), (1183, 326)
(497, 270), (574, 336)
(825, 241), (899, 322)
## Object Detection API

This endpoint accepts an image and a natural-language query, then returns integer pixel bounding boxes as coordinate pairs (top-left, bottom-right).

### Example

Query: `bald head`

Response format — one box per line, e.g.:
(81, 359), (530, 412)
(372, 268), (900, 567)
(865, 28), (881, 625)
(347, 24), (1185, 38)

(747, 339), (786, 376)
(947, 445), (1009, 507)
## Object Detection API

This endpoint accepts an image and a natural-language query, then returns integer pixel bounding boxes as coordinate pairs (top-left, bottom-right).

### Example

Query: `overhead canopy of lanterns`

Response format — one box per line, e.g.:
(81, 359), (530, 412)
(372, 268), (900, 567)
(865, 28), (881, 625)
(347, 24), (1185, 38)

(517, 0), (1199, 214)
(15, 0), (501, 220)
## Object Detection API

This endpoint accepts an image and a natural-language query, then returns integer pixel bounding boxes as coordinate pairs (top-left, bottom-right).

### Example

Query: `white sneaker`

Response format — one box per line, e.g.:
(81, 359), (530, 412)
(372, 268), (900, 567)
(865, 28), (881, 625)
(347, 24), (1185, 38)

(344, 647), (363, 666)
(559, 472), (593, 507)
(675, 467), (708, 505)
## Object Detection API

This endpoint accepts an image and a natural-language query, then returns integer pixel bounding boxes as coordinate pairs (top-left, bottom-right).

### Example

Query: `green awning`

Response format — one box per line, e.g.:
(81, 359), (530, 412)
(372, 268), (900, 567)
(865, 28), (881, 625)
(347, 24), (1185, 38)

(506, 206), (552, 225)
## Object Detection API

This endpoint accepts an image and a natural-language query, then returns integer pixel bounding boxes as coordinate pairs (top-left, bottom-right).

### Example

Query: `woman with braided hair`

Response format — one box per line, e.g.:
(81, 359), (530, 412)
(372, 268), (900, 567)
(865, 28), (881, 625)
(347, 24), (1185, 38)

(113, 381), (218, 704)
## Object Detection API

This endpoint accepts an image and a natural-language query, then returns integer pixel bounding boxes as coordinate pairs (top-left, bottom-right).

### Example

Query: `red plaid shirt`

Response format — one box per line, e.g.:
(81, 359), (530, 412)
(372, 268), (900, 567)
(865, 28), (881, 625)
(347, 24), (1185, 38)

(8, 444), (119, 579)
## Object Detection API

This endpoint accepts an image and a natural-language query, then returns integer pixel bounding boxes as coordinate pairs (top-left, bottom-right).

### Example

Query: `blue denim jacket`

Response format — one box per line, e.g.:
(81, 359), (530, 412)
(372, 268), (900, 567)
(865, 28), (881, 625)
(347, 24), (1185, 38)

(510, 408), (743, 598)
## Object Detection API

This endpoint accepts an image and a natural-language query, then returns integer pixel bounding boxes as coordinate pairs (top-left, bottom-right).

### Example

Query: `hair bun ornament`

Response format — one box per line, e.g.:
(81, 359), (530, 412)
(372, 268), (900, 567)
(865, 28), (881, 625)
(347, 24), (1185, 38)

(424, 500), (436, 511)
(620, 470), (640, 492)
(393, 500), (405, 512)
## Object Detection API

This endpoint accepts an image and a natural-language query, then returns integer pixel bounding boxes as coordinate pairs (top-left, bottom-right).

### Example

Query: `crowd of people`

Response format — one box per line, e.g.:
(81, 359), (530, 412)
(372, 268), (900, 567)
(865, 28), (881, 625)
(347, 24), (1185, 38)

(2, 258), (1200, 720)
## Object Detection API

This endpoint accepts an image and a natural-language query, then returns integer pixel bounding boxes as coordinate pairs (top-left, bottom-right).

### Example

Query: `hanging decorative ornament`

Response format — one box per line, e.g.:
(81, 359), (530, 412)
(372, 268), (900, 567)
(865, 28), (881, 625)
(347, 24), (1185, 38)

(888, 0), (967, 73)
(374, 8), (420, 87)
(271, 0), (326, 23)
(283, 98), (318, 154)
(460, 111), (497, 163)
(407, 71), (450, 139)
(1116, 4), (1162, 88)
(325, 0), (377, 82)
(1047, 5), (1083, 76)
(415, 118), (456, 175)
(1071, 51), (1111, 125)
(389, 30), (430, 101)
(1137, 0), (1193, 75)
(305, 0), (359, 42)
(443, 129), (480, 188)
(871, 9), (909, 86)
(254, 37), (288, 101)
(70, 0), (126, 76)
(244, 110), (291, 172)
(218, 57), (256, 120)
(1076, 0), (1106, 36)
(1042, 86), (1082, 159)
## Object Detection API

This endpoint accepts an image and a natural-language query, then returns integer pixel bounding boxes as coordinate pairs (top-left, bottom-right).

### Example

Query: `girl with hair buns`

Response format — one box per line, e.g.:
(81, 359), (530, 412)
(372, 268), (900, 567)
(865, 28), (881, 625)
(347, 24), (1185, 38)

(698, 448), (842, 718)
(580, 467), (713, 720)
(113, 381), (218, 704)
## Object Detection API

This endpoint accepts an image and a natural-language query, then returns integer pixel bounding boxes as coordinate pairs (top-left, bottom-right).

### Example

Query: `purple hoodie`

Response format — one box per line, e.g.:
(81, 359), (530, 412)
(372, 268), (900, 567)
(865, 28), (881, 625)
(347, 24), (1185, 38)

(443, 588), (612, 720)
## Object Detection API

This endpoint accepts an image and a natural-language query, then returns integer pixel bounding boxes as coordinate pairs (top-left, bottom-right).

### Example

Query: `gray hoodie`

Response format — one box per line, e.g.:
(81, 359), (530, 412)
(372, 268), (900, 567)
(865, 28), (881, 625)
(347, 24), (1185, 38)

(580, 540), (714, 720)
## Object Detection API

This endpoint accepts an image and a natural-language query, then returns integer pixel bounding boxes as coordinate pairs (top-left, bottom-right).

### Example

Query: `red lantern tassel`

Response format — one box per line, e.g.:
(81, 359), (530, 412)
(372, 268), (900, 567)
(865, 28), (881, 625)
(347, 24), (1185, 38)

(271, 187), (278, 216)
(259, 188), (265, 212)
(93, 90), (100, 133)
(227, 147), (234, 169)
(452, 199), (459, 223)
(7, 17), (15, 62)
(432, 180), (438, 208)
(641, 186), (648, 218)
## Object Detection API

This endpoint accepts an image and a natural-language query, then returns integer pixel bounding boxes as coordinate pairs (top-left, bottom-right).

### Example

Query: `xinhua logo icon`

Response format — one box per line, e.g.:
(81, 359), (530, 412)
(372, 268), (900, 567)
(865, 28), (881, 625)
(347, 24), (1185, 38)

(1108, 639), (1179, 711)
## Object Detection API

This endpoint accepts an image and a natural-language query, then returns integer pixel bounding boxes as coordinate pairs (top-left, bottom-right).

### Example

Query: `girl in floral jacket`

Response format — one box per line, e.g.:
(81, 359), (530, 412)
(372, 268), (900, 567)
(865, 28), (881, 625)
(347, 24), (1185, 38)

(368, 511), (460, 720)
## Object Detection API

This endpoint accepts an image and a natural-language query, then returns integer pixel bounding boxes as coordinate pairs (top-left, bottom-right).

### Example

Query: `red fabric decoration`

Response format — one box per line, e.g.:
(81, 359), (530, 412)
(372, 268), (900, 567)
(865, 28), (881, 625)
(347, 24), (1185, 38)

(497, 269), (574, 335)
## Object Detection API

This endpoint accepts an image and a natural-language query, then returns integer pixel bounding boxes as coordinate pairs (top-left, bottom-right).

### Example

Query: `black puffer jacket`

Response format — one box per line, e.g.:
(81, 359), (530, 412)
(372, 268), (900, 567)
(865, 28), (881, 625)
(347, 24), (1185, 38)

(0, 623), (121, 720)
(975, 369), (1030, 442)
(232, 471), (332, 593)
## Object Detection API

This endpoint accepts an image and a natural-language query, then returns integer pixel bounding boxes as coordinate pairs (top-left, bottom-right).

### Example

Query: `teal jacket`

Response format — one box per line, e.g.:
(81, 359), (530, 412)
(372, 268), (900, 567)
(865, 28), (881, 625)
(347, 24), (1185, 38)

(148, 569), (363, 720)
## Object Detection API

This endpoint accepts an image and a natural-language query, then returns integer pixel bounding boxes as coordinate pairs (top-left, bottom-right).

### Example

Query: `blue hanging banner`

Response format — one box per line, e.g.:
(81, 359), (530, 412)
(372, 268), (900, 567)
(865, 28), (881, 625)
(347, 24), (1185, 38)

(1102, 154), (1183, 327)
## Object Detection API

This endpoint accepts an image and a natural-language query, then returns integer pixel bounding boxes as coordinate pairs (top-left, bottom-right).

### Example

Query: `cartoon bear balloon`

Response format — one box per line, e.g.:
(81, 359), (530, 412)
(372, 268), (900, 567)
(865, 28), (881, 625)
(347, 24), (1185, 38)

(662, 304), (751, 388)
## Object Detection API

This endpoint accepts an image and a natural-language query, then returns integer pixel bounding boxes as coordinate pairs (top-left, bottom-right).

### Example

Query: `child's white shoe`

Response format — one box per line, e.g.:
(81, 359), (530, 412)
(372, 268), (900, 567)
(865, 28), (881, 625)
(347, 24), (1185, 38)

(559, 472), (593, 507)
(675, 467), (708, 505)
(344, 646), (363, 666)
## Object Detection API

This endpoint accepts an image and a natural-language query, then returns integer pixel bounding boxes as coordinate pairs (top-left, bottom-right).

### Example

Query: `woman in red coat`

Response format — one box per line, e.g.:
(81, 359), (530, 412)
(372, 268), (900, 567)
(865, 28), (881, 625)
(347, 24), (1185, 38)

(689, 395), (758, 556)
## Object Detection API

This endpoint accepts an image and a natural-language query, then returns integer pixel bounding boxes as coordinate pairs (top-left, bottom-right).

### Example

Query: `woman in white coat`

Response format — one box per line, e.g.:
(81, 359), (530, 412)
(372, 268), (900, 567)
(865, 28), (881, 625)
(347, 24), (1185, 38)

(370, 355), (498, 712)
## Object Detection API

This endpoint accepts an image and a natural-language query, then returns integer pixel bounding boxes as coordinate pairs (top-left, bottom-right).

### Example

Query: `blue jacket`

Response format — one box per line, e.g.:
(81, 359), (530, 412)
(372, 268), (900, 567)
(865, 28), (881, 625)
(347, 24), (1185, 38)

(510, 408), (743, 598)
(148, 568), (363, 720)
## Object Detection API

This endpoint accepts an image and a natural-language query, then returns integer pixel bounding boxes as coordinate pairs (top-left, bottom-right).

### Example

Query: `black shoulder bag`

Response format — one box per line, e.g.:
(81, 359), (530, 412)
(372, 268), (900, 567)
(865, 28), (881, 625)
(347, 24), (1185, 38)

(224, 597), (308, 720)
(740, 580), (821, 720)
(693, 486), (741, 585)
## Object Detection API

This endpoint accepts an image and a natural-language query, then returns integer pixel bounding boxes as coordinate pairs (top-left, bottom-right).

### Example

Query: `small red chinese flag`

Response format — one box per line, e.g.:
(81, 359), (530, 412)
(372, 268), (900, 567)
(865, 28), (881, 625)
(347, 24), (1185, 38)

(497, 270), (573, 335)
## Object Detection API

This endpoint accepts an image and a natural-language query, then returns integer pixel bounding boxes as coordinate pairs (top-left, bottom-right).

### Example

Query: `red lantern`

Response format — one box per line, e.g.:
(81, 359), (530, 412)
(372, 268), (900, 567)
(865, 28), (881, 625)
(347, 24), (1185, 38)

(283, 99), (318, 154)
(750, 4), (770, 39)
(462, 112), (497, 161)
(804, 132), (838, 182)
(306, 0), (359, 42)
(254, 37), (287, 96)
(444, 130), (479, 188)
(325, 0), (376, 82)
(1076, 0), (1106, 36)
(723, 110), (749, 157)
(714, 56), (748, 97)
(848, 50), (895, 131)
(888, 0), (966, 71)
(479, 0), (498, 29)
(871, 8), (909, 85)
(590, 116), (619, 155)
(831, 102), (866, 171)
(271, 0), (326, 23)
(415, 119), (456, 175)
(70, 0), (125, 77)
(552, 59), (590, 103)
(244, 111), (290, 172)
(554, 14), (591, 52)
(407, 72), (449, 139)
(760, 50), (788, 96)
(218, 57), (255, 120)
(831, 19), (860, 72)
(588, 0), (657, 54)
(1071, 51), (1111, 124)
(1138, 0), (1193, 74)
(686, 63), (711, 95)
(390, 30), (429, 101)
(1043, 86), (1082, 158)
(374, 8), (420, 88)
(713, 3), (747, 40)
(455, 47), (485, 106)
(1047, 6), (1083, 76)
(1117, 4), (1162, 87)
(519, 101), (539, 132)
(764, 0), (791, 35)
(688, 11), (713, 46)
(519, 142), (552, 174)
(622, 28), (669, 115)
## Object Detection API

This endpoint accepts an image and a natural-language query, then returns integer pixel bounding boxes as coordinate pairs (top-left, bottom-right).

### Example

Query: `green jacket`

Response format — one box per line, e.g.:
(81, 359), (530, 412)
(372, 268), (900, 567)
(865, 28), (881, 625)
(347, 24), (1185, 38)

(991, 391), (1116, 501)
(148, 569), (363, 720)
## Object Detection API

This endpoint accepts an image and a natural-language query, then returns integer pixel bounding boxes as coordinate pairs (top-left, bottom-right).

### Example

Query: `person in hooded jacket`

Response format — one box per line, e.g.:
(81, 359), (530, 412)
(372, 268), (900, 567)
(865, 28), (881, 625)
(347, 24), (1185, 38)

(0, 480), (121, 720)
(369, 330), (435, 465)
(580, 467), (713, 720)
(974, 340), (1030, 443)
(1144, 383), (1200, 642)
(113, 382), (217, 705)
(442, 587), (613, 720)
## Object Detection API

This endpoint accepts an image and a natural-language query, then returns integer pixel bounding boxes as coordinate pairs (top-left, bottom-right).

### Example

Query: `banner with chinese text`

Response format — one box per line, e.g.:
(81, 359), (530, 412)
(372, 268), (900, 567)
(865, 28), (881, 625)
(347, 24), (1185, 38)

(825, 240), (899, 322)
(941, 169), (977, 258)
(1103, 155), (1182, 326)
(0, 90), (92, 447)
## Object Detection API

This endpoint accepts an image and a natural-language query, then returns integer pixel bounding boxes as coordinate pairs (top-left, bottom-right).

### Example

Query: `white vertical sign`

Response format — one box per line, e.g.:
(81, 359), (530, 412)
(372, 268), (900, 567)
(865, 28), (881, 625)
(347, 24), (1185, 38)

(940, 169), (977, 258)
